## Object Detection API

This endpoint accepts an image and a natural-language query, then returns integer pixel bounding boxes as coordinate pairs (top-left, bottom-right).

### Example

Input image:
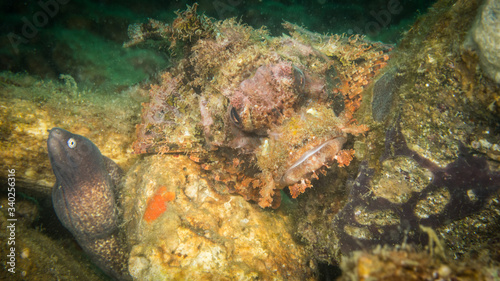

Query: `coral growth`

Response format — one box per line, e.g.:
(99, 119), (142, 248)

(128, 6), (391, 208)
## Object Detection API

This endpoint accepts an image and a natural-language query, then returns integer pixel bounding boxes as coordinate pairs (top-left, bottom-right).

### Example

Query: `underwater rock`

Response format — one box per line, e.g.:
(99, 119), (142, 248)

(129, 5), (391, 208)
(48, 128), (131, 280)
(339, 245), (498, 281)
(333, 123), (500, 255)
(469, 0), (500, 84)
(122, 155), (315, 280)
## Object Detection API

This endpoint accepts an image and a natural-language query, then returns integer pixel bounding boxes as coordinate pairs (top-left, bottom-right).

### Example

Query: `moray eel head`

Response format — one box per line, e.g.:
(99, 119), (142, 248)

(48, 127), (104, 189)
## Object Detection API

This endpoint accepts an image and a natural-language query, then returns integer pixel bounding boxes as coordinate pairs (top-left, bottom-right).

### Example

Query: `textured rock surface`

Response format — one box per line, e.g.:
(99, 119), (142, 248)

(339, 246), (499, 281)
(122, 155), (315, 280)
(470, 0), (500, 83)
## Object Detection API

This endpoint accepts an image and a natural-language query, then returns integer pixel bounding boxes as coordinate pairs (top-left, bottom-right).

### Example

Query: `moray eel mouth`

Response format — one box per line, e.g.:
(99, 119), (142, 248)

(47, 128), (80, 188)
(279, 136), (347, 187)
(47, 128), (66, 167)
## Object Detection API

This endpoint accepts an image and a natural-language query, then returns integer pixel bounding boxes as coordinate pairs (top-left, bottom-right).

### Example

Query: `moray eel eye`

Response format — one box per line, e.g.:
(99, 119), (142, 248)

(67, 138), (77, 148)
(230, 107), (242, 127)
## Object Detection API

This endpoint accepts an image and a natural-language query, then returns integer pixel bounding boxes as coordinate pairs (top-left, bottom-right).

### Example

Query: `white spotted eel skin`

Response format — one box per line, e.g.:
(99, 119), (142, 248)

(47, 128), (131, 280)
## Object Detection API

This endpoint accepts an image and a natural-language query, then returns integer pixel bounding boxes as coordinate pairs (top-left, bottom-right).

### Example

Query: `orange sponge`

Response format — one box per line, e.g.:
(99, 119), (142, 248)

(143, 186), (175, 223)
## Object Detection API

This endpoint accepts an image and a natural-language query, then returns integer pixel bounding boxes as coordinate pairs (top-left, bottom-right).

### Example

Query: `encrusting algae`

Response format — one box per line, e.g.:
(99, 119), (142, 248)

(127, 4), (392, 208)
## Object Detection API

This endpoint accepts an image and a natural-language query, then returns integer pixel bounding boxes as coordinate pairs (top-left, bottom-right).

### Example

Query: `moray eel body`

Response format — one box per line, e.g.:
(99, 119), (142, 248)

(47, 128), (131, 280)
